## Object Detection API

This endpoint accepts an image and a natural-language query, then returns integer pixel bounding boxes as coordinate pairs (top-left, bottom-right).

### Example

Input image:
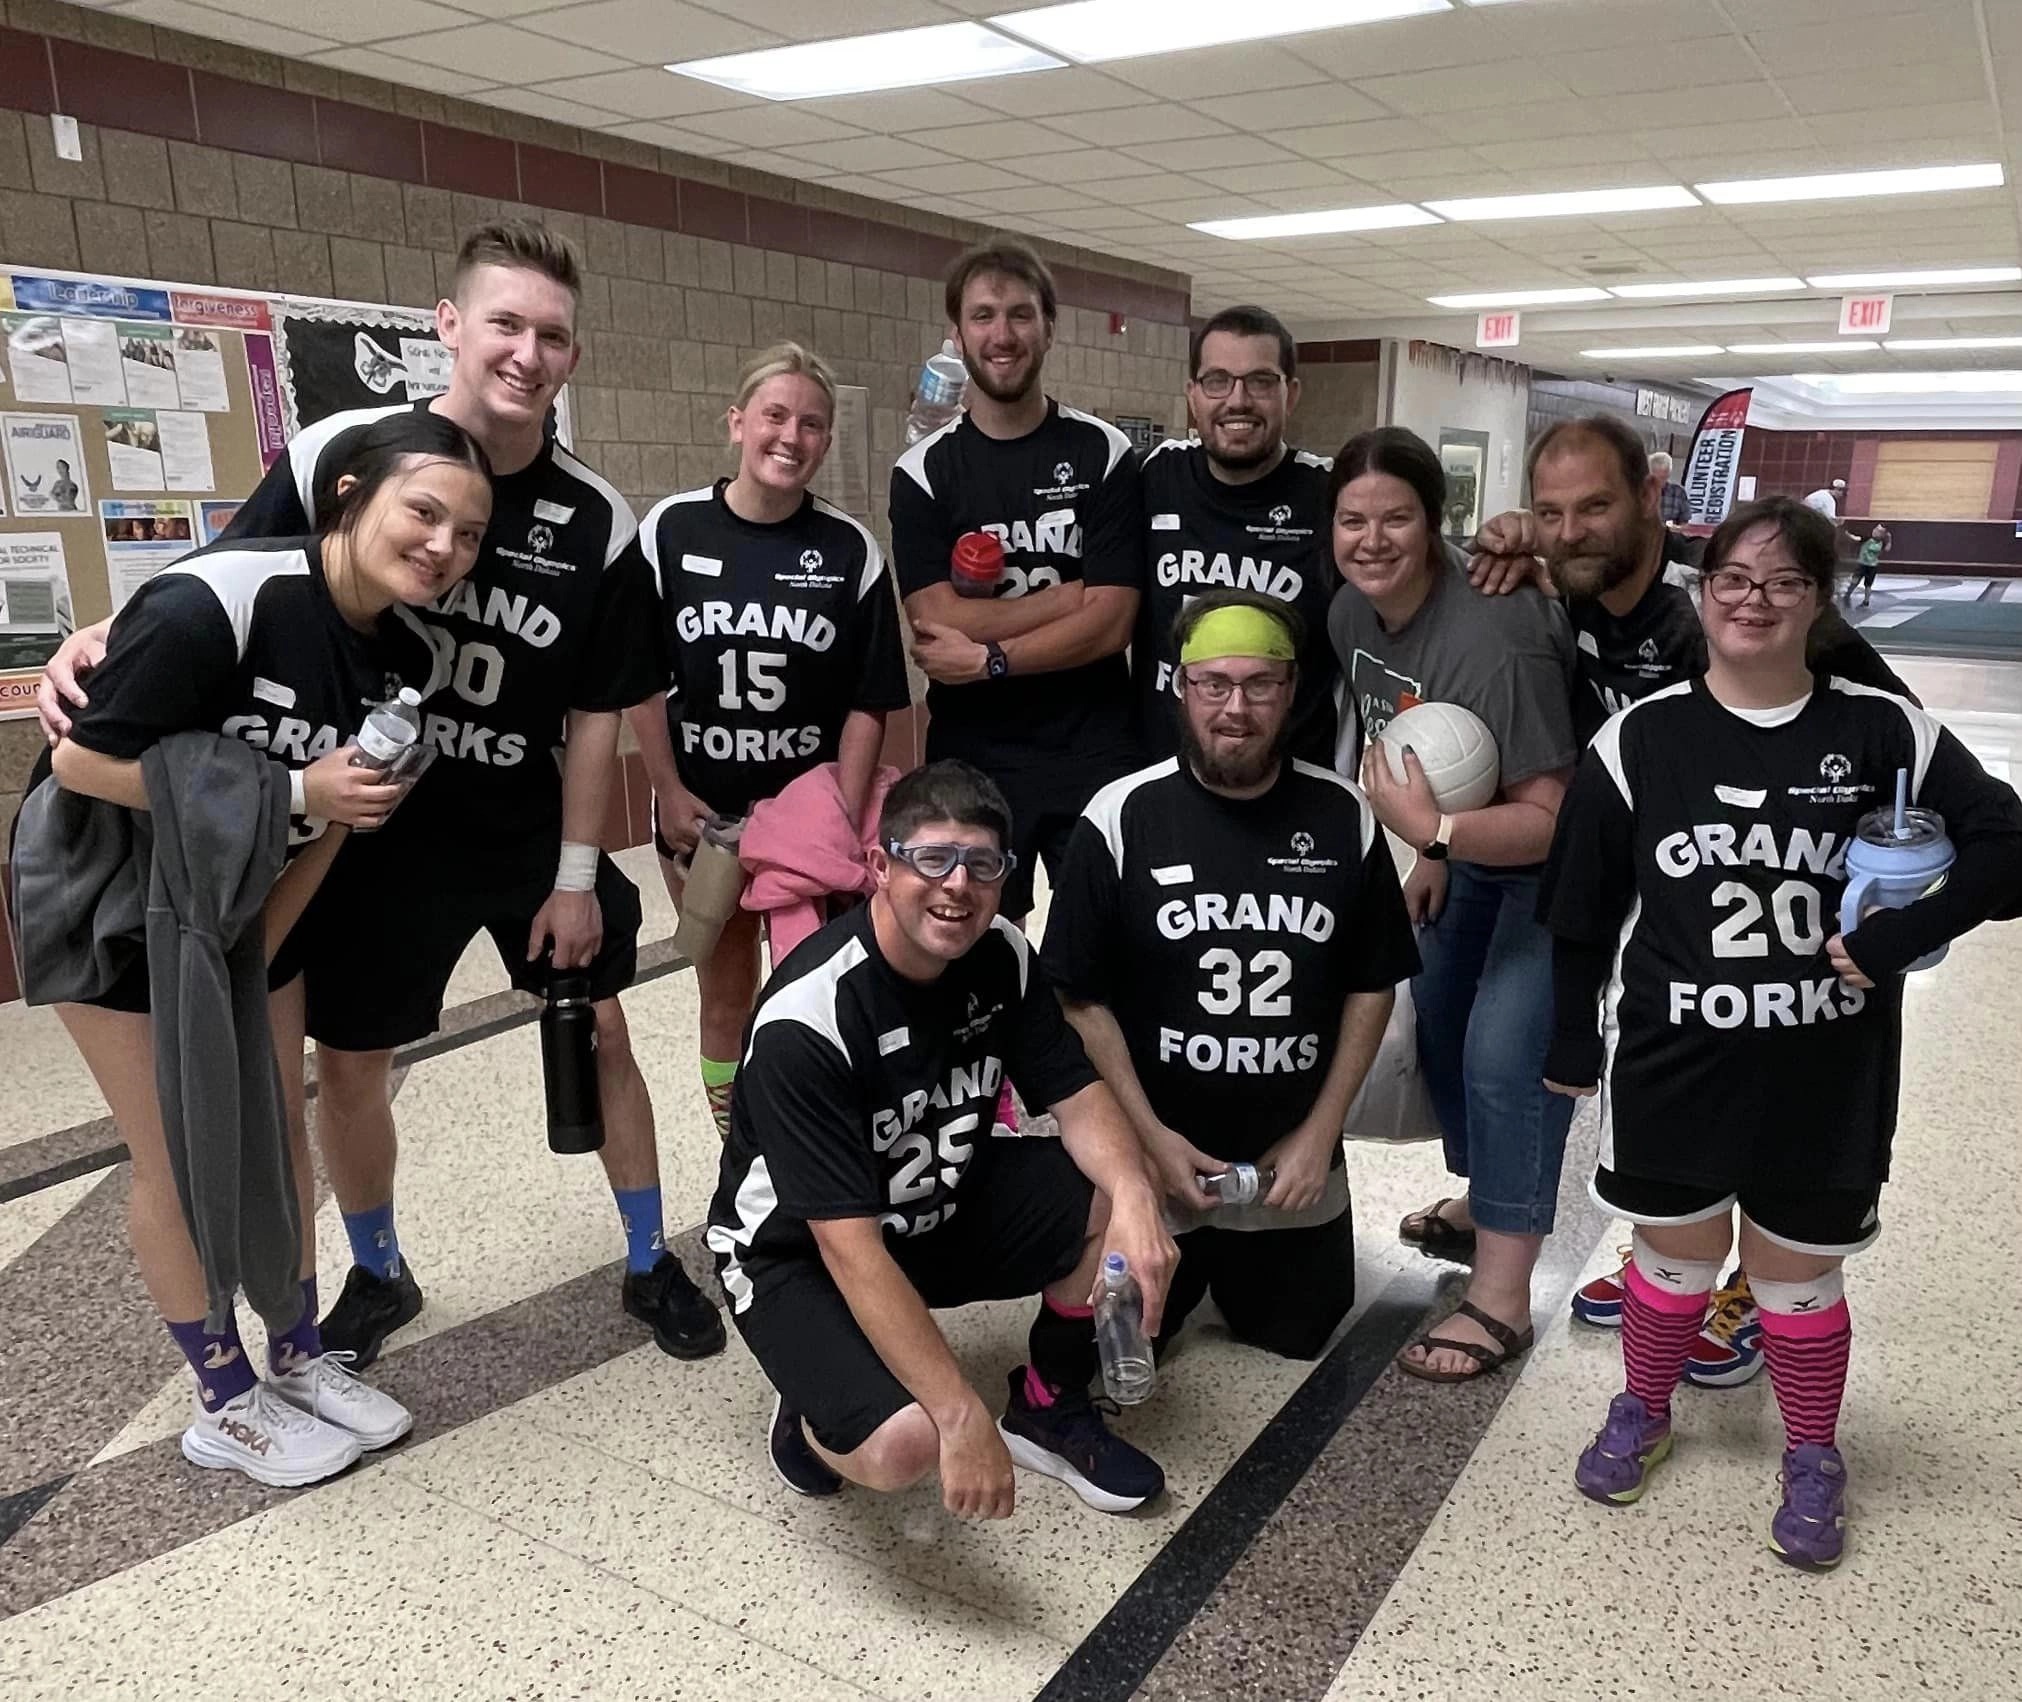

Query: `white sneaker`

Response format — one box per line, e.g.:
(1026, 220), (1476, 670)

(269, 1349), (414, 1450)
(181, 1382), (363, 1487)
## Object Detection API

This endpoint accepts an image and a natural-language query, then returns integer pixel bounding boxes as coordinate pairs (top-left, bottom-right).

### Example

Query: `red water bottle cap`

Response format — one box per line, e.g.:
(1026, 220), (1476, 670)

(951, 530), (1005, 591)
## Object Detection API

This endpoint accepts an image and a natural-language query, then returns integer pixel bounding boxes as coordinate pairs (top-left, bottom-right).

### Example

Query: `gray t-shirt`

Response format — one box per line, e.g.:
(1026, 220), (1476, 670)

(1328, 550), (1577, 790)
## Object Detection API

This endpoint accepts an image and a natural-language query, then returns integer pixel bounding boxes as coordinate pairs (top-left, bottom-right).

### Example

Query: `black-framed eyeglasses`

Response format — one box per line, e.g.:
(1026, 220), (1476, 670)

(1179, 667), (1294, 705)
(886, 841), (1017, 883)
(1193, 369), (1285, 399)
(1701, 569), (1814, 608)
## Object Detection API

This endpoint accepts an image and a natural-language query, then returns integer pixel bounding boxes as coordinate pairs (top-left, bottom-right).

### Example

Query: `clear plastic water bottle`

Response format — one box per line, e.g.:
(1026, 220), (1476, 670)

(350, 686), (422, 774)
(905, 339), (969, 444)
(1095, 1252), (1155, 1406)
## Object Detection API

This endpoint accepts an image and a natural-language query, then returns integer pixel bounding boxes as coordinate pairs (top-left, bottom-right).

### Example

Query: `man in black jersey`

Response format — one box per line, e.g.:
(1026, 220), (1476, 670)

(707, 760), (1173, 1517)
(36, 221), (722, 1368)
(1136, 306), (1337, 764)
(891, 241), (1144, 920)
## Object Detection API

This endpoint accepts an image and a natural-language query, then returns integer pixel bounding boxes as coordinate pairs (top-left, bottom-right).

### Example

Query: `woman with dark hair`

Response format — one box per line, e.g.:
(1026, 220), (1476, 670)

(1542, 494), (2022, 1567)
(1326, 426), (1580, 1383)
(18, 410), (493, 1488)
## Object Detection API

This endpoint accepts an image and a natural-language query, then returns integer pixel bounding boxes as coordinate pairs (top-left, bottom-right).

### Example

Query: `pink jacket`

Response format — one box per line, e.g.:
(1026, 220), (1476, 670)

(738, 762), (901, 960)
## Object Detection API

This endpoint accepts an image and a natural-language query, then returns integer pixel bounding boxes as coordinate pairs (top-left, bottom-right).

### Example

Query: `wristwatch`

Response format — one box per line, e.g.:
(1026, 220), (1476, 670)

(1421, 813), (1454, 861)
(984, 639), (1010, 681)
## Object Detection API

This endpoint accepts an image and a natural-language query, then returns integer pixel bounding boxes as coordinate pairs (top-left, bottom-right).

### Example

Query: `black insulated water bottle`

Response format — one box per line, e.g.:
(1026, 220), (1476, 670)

(541, 971), (604, 1153)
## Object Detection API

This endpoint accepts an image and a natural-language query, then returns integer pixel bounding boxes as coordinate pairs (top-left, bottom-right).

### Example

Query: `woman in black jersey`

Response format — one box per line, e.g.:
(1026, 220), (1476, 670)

(629, 344), (910, 1139)
(29, 412), (492, 1489)
(1543, 497), (2022, 1570)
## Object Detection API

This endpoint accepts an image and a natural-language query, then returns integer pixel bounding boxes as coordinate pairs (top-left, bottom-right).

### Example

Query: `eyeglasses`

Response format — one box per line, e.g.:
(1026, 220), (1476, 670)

(1193, 370), (1285, 399)
(1181, 668), (1293, 705)
(1701, 569), (1815, 608)
(886, 841), (1016, 884)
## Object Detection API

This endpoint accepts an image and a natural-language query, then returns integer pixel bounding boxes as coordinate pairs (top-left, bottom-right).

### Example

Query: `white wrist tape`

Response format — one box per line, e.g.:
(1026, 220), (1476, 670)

(554, 840), (599, 893)
(288, 768), (308, 816)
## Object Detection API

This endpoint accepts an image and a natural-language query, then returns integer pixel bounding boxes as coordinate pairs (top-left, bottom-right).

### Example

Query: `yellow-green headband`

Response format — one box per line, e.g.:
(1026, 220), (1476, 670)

(1180, 604), (1297, 666)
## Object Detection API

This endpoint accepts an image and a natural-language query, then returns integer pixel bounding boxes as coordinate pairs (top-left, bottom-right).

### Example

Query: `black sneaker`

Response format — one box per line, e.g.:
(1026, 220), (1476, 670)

(768, 1393), (842, 1497)
(621, 1252), (726, 1359)
(996, 1367), (1164, 1514)
(319, 1263), (423, 1369)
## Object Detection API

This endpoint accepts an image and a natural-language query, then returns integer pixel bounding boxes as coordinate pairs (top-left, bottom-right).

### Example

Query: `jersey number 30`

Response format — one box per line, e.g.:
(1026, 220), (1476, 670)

(1197, 948), (1293, 1016)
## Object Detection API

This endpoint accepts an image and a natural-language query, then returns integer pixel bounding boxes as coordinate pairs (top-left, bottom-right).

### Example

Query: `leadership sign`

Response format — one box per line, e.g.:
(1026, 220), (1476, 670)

(1683, 388), (1752, 527)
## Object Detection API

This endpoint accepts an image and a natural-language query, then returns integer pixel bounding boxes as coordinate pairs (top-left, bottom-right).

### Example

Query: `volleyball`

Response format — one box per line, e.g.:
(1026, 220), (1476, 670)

(1376, 701), (1501, 813)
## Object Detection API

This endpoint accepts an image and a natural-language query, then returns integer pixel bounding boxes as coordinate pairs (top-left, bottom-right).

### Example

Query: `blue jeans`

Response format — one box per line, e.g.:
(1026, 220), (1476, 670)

(1412, 862), (1574, 1236)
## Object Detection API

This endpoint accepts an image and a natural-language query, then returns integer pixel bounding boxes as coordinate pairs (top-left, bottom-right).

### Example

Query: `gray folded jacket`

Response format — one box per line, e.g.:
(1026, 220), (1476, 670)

(10, 733), (303, 1333)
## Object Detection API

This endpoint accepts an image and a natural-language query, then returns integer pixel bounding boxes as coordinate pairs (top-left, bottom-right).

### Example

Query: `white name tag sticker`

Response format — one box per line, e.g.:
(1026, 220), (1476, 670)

(252, 676), (296, 708)
(533, 500), (574, 523)
(1576, 629), (1600, 657)
(1715, 785), (1767, 809)
(877, 1026), (910, 1055)
(1151, 512), (1181, 531)
(681, 553), (723, 577)
(1152, 863), (1194, 886)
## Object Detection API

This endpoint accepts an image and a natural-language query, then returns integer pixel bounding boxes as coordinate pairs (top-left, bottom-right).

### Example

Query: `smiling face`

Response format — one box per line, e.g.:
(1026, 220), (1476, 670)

(873, 817), (1004, 972)
(438, 262), (580, 439)
(1701, 521), (1823, 672)
(337, 454), (492, 608)
(1178, 654), (1293, 792)
(1531, 434), (1660, 600)
(1333, 469), (1436, 609)
(953, 270), (1052, 405)
(728, 373), (832, 497)
(1188, 328), (1296, 474)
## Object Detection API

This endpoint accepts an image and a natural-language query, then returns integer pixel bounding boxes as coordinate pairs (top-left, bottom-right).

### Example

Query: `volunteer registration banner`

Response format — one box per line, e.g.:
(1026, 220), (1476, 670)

(1683, 387), (1753, 528)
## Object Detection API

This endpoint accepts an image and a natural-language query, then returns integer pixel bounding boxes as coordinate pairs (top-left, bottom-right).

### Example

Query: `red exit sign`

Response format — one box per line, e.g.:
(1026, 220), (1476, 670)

(1839, 294), (1894, 335)
(1476, 311), (1521, 349)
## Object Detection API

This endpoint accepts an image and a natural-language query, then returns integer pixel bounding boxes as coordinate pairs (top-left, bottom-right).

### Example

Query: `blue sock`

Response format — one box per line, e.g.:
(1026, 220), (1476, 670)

(165, 1316), (258, 1411)
(342, 1202), (401, 1280)
(268, 1277), (322, 1375)
(613, 1185), (666, 1274)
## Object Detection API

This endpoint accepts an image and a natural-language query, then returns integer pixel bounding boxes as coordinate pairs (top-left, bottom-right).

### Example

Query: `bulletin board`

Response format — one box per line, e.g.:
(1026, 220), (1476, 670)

(0, 263), (453, 718)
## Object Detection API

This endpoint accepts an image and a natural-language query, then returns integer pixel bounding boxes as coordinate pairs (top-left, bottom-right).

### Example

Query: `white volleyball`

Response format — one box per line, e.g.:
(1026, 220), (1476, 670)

(1376, 701), (1500, 813)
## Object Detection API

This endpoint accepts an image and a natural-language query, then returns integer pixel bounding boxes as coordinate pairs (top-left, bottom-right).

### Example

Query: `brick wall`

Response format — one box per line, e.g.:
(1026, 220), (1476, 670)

(0, 0), (1196, 997)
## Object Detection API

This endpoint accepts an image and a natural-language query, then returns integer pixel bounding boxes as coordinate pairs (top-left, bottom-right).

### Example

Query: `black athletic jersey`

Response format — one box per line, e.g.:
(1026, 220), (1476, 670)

(889, 400), (1143, 770)
(704, 905), (1099, 1311)
(638, 482), (910, 818)
(1135, 440), (1338, 764)
(1543, 676), (2022, 1191)
(60, 539), (434, 849)
(224, 400), (661, 835)
(1043, 757), (1419, 1164)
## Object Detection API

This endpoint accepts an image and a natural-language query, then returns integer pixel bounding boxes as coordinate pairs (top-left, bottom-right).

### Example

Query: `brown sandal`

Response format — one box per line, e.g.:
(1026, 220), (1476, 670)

(1398, 1196), (1477, 1265)
(1396, 1300), (1534, 1383)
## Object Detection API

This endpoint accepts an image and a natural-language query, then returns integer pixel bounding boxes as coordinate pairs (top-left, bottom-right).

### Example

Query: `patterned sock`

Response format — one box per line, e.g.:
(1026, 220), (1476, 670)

(166, 1316), (258, 1412)
(1753, 1274), (1852, 1449)
(700, 1057), (737, 1141)
(342, 1201), (402, 1280)
(267, 1277), (323, 1375)
(613, 1184), (667, 1274)
(1025, 1293), (1097, 1407)
(1621, 1262), (1712, 1425)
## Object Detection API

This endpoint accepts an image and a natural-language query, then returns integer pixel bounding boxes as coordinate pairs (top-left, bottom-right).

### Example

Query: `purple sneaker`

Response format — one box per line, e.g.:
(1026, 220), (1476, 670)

(1770, 1443), (1848, 1571)
(1575, 1392), (1674, 1506)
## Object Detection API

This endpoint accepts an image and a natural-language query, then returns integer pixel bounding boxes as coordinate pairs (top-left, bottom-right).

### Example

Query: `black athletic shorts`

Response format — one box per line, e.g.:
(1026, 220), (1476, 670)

(1592, 1165), (1883, 1258)
(985, 754), (1139, 919)
(1158, 1209), (1356, 1361)
(74, 931), (309, 1014)
(300, 839), (641, 1052)
(730, 1136), (1095, 1455)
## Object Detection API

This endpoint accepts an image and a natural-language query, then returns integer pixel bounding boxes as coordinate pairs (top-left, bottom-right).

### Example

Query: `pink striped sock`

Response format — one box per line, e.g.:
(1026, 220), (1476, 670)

(1758, 1298), (1852, 1448)
(1621, 1262), (1709, 1424)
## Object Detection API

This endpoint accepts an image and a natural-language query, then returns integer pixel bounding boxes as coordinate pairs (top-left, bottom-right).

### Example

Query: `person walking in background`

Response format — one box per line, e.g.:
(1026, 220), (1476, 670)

(1650, 451), (1690, 533)
(1850, 524), (1892, 607)
(1803, 478), (1847, 520)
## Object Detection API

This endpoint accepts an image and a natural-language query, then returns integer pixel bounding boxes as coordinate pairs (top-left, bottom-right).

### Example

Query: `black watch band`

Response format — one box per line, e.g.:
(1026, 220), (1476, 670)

(985, 640), (1010, 680)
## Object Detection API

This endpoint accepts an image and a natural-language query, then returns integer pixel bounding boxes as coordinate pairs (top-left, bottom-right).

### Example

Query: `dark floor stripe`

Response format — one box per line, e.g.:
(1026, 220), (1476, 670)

(0, 1476), (71, 1547)
(1033, 1267), (1441, 1702)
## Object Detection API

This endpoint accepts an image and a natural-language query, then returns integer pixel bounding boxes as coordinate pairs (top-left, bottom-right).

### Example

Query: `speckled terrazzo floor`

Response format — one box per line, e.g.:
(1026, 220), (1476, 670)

(4, 665), (2020, 1702)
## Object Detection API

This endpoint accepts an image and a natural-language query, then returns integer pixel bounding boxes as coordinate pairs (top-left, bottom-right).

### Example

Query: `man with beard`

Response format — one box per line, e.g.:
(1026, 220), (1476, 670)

(1135, 306), (1336, 762)
(1043, 593), (1417, 1359)
(892, 242), (1143, 923)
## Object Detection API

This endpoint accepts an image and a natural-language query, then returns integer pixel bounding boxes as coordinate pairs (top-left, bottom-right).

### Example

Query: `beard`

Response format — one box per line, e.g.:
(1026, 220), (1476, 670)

(1181, 708), (1287, 792)
(1548, 530), (1647, 600)
(962, 346), (1038, 405)
(1204, 414), (1279, 472)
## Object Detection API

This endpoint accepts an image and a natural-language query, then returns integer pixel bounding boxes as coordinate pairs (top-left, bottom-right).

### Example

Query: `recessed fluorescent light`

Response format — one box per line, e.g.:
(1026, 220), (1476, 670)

(1580, 345), (1726, 359)
(1607, 276), (1805, 299)
(1805, 266), (2022, 288)
(1805, 370), (2022, 394)
(1427, 286), (1609, 307)
(1724, 341), (1882, 355)
(668, 22), (1061, 100)
(1696, 163), (2004, 205)
(1884, 335), (2022, 352)
(990, 0), (1449, 63)
(1192, 204), (1442, 240)
(1424, 185), (1699, 221)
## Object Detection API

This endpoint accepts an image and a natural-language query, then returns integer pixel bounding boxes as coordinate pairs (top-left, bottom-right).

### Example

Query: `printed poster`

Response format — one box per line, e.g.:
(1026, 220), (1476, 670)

(3, 312), (72, 403)
(9, 274), (169, 321)
(103, 407), (165, 489)
(0, 531), (75, 677)
(61, 316), (126, 405)
(158, 410), (215, 491)
(101, 498), (194, 611)
(400, 337), (453, 398)
(2, 412), (90, 515)
(118, 324), (181, 408)
(198, 498), (243, 545)
(171, 326), (231, 412)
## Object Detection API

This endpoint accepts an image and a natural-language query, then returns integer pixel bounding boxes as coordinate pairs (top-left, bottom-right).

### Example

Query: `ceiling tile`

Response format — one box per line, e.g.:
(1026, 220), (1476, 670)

(795, 89), (1000, 130)
(727, 148), (841, 177)
(606, 119), (743, 154)
(778, 134), (954, 173)
(481, 86), (625, 128)
(1104, 43), (1333, 101)
(1077, 171), (1223, 204)
(1043, 104), (1235, 148)
(1121, 134), (1296, 172)
(957, 184), (1105, 213)
(1187, 159), (1356, 193)
(1267, 116), (1446, 159)
(516, 0), (780, 61)
(526, 68), (756, 120)
(956, 68), (1156, 118)
(1553, 37), (1761, 98)
(1286, 8), (1517, 77)
(372, 23), (630, 83)
(1743, 8), (1979, 73)
(997, 147), (1169, 184)
(1189, 81), (1389, 130)
(306, 44), (495, 95)
(676, 105), (865, 147)
(141, 0), (465, 44)
(1355, 60), (1577, 116)
(116, 0), (333, 53)
(680, 0), (948, 32)
(902, 120), (1092, 160)
(874, 161), (1037, 194)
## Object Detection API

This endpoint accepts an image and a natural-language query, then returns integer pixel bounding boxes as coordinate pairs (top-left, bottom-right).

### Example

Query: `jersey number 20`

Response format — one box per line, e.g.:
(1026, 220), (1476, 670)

(1709, 878), (1826, 959)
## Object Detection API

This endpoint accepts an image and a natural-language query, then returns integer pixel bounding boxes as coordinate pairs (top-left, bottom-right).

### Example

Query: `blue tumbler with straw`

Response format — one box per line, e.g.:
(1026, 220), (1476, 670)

(1839, 767), (1956, 972)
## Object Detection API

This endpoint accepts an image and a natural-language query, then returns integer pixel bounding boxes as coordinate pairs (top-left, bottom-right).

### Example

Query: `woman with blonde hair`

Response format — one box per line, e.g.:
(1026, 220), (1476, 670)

(629, 344), (910, 1147)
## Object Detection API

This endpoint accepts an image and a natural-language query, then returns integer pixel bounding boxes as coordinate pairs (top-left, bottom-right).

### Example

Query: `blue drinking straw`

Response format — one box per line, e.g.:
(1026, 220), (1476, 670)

(1893, 767), (1909, 838)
